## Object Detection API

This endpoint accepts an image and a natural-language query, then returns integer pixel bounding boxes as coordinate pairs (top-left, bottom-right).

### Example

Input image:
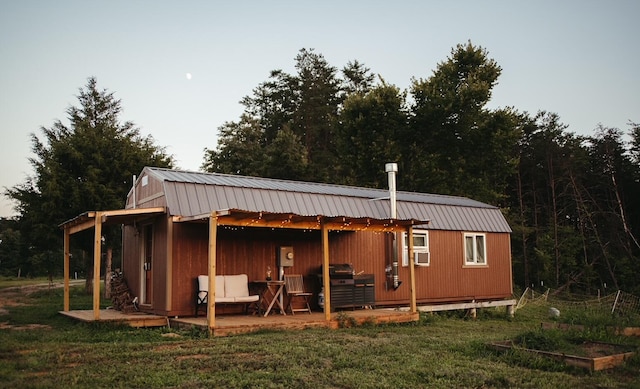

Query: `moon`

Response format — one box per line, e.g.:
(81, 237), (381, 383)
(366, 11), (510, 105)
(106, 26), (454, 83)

(186, 72), (192, 80)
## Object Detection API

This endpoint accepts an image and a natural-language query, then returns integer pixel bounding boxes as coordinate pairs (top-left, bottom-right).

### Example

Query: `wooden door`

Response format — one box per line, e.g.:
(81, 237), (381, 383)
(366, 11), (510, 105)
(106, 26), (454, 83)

(142, 224), (153, 305)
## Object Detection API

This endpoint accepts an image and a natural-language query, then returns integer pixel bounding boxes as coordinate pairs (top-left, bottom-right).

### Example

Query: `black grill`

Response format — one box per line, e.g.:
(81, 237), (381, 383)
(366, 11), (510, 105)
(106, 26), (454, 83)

(328, 263), (354, 279)
(325, 264), (374, 310)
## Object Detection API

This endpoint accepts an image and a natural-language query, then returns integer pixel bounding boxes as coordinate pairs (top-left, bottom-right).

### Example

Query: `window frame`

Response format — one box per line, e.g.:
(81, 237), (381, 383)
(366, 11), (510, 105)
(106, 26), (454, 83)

(463, 232), (487, 266)
(402, 229), (430, 267)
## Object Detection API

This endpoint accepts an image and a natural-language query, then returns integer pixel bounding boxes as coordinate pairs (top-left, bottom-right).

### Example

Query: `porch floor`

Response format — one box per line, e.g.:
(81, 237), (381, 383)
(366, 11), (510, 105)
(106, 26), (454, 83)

(171, 309), (419, 337)
(60, 309), (169, 328)
(60, 308), (419, 335)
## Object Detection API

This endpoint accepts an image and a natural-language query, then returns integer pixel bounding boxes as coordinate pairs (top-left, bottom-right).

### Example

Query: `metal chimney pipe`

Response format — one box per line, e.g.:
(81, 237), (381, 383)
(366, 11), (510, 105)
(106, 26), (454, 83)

(385, 163), (401, 290)
(385, 163), (398, 219)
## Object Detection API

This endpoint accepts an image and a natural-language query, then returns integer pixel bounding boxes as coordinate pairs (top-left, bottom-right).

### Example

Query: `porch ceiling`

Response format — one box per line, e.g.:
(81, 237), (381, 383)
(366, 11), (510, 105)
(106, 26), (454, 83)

(172, 208), (429, 232)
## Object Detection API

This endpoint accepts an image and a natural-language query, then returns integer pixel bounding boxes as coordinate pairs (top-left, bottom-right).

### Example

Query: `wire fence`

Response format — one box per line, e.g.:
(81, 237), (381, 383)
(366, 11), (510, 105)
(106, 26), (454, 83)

(515, 287), (640, 319)
(611, 290), (640, 316)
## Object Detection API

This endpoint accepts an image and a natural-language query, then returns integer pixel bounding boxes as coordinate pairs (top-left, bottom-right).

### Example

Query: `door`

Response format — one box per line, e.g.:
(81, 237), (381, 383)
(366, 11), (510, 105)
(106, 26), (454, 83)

(141, 224), (153, 305)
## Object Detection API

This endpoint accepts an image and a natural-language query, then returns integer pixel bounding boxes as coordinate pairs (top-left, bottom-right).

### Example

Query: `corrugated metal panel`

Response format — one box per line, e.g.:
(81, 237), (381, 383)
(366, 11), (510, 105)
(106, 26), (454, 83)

(143, 167), (511, 233)
(145, 167), (492, 208)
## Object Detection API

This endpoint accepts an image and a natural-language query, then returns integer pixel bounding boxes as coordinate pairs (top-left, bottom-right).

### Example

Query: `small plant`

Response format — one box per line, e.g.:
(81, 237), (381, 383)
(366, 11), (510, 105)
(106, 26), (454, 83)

(513, 330), (565, 352)
(360, 316), (376, 327)
(335, 311), (358, 328)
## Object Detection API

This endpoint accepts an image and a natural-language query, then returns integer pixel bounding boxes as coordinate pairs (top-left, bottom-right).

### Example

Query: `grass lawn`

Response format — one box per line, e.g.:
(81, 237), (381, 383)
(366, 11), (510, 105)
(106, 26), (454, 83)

(0, 285), (639, 388)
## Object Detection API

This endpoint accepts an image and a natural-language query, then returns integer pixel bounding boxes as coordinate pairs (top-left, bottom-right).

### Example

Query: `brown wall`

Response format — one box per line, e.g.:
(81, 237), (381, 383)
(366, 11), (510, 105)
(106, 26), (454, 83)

(122, 217), (169, 314)
(122, 225), (140, 295)
(123, 221), (513, 317)
(125, 171), (167, 209)
(409, 230), (513, 304)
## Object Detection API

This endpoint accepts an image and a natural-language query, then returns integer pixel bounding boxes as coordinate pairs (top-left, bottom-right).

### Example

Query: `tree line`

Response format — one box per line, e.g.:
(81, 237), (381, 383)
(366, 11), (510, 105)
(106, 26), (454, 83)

(2, 43), (639, 295)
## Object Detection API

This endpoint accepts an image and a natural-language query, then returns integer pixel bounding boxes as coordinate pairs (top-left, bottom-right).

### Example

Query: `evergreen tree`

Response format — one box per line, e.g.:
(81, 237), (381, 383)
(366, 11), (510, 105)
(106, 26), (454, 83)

(341, 60), (376, 96)
(205, 49), (344, 183)
(4, 77), (173, 276)
(291, 49), (342, 182)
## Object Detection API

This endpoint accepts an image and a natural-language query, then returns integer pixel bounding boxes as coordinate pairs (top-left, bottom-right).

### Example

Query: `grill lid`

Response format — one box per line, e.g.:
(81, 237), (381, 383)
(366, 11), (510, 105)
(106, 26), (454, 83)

(328, 263), (354, 278)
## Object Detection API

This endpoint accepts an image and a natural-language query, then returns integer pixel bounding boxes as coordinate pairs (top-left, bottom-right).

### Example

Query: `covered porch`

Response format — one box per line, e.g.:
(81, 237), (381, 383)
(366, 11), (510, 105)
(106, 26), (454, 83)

(59, 207), (426, 336)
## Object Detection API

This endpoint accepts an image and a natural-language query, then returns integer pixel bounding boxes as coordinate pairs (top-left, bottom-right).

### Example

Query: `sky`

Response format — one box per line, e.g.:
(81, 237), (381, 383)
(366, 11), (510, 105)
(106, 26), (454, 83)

(1, 1), (638, 218)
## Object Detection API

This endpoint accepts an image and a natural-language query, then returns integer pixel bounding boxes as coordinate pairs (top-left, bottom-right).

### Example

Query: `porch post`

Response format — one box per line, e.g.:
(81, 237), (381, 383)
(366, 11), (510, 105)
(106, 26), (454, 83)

(63, 227), (70, 312)
(207, 212), (218, 336)
(321, 220), (331, 321)
(165, 215), (173, 312)
(93, 212), (103, 320)
(407, 226), (417, 313)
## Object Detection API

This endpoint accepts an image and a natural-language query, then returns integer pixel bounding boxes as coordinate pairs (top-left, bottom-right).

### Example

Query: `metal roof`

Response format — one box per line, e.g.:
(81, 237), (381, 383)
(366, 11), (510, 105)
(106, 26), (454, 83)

(143, 167), (512, 233)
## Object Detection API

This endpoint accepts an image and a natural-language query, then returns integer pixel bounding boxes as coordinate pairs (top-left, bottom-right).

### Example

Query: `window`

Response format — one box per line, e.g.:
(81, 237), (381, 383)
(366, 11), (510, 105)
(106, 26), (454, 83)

(402, 230), (429, 266)
(464, 233), (486, 265)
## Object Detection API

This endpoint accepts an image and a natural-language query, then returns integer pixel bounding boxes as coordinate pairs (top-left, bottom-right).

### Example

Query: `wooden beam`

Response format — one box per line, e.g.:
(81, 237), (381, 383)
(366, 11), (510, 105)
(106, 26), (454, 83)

(68, 219), (96, 235)
(63, 228), (70, 312)
(102, 206), (166, 218)
(207, 212), (218, 336)
(218, 217), (321, 230)
(93, 212), (102, 321)
(214, 218), (419, 232)
(408, 226), (417, 313)
(321, 220), (331, 321)
(417, 299), (518, 312)
(165, 215), (173, 312)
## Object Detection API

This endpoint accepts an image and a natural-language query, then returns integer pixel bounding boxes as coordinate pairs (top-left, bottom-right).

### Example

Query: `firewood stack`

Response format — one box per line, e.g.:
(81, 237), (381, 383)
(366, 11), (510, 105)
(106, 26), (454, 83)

(110, 271), (138, 313)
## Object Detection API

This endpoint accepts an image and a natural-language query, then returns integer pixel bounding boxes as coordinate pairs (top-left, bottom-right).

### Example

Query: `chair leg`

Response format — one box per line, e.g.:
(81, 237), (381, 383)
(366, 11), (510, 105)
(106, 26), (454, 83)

(288, 296), (295, 315)
(288, 295), (312, 314)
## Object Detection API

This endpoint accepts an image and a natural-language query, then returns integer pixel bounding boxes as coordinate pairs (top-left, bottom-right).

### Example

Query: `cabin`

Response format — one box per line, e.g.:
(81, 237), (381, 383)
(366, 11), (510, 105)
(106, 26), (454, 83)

(60, 166), (514, 333)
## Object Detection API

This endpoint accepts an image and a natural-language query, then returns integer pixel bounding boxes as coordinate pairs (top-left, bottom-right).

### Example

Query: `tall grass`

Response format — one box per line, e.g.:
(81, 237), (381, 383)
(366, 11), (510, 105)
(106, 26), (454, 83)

(0, 286), (638, 388)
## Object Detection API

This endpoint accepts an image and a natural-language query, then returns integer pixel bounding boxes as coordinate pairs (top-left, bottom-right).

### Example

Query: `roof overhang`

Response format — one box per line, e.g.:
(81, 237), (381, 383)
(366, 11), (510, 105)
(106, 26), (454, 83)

(59, 207), (166, 235)
(172, 209), (429, 233)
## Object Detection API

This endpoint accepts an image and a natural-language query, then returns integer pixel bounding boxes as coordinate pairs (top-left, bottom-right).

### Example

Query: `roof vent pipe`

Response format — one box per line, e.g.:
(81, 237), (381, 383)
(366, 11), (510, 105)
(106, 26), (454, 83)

(385, 163), (401, 290)
(132, 175), (137, 209)
(385, 163), (398, 219)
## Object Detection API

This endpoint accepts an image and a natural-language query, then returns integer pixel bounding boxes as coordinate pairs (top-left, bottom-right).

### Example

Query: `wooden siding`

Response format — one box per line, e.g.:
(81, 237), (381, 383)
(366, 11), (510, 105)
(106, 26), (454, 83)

(121, 217), (169, 314)
(122, 225), (140, 296)
(407, 231), (513, 304)
(151, 219), (168, 313)
(125, 172), (167, 209)
(122, 223), (513, 317)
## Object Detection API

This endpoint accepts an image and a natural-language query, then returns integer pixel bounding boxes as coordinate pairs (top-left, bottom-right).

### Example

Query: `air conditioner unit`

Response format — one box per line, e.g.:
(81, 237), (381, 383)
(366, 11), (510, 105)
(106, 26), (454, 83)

(414, 251), (430, 266)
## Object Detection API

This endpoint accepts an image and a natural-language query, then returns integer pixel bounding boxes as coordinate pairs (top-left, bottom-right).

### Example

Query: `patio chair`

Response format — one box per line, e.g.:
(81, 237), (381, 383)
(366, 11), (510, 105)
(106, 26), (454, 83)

(283, 274), (312, 314)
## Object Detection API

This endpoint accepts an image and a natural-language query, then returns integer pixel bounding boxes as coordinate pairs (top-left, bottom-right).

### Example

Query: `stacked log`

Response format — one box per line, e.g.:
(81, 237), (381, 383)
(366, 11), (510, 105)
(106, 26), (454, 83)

(110, 271), (138, 313)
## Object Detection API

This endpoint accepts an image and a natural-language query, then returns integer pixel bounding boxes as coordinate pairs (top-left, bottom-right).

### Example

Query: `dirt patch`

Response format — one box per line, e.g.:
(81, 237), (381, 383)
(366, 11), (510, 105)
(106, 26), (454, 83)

(176, 354), (209, 362)
(153, 343), (185, 352)
(0, 291), (30, 309)
(0, 321), (52, 331)
(0, 284), (68, 331)
(0, 282), (68, 309)
(580, 342), (629, 358)
(161, 332), (182, 338)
